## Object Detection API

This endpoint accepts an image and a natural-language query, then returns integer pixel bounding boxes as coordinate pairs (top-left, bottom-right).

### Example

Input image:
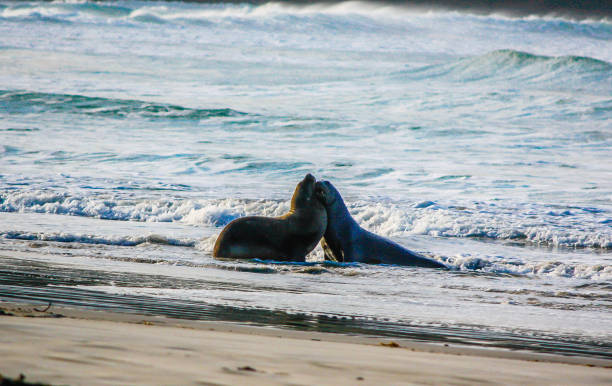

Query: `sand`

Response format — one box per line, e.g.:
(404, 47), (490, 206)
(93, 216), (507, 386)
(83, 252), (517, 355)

(0, 302), (610, 385)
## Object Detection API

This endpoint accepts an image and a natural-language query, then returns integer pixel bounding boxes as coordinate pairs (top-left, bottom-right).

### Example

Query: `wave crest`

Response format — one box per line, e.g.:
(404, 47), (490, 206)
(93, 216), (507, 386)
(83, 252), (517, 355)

(3, 228), (608, 280)
(0, 90), (247, 120)
(1, 230), (195, 247)
(399, 49), (611, 89)
(1, 190), (610, 250)
(446, 254), (612, 280)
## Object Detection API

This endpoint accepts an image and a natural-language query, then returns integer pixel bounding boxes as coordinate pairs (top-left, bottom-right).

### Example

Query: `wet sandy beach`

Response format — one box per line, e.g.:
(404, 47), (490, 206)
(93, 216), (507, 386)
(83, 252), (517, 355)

(1, 302), (610, 385)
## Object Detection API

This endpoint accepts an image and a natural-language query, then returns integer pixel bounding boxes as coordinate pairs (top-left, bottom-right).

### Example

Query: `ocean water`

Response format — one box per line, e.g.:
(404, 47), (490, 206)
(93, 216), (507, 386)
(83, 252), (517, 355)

(1, 1), (611, 356)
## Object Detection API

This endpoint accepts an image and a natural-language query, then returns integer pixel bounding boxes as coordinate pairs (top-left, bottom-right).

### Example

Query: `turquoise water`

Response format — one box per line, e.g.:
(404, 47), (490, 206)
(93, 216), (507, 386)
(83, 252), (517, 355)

(0, 1), (611, 351)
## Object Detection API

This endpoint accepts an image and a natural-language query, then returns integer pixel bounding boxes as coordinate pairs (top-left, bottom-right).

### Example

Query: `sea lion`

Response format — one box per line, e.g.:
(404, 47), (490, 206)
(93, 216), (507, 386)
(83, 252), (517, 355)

(213, 173), (327, 261)
(315, 180), (447, 268)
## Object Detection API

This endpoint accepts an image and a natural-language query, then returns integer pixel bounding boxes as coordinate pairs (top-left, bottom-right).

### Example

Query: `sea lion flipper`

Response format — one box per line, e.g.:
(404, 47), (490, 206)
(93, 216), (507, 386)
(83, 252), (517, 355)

(321, 238), (345, 262)
(321, 239), (337, 261)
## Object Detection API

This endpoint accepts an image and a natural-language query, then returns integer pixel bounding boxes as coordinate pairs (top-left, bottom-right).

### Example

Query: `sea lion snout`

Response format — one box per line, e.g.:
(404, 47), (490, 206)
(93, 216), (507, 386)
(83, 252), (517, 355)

(303, 173), (315, 183)
(298, 173), (317, 200)
(315, 180), (335, 206)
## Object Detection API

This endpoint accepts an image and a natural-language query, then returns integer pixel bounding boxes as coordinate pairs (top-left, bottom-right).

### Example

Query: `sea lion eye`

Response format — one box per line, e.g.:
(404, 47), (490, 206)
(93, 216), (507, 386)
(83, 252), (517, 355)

(315, 186), (326, 199)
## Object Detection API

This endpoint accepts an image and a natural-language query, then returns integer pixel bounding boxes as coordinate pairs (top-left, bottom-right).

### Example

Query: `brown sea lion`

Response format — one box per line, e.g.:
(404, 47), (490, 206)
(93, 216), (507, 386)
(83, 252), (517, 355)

(213, 174), (327, 261)
(315, 180), (447, 268)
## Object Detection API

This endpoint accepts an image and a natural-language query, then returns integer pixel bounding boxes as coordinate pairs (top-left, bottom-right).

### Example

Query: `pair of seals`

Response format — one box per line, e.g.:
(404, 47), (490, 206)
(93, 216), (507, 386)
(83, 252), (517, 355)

(315, 180), (447, 269)
(213, 174), (445, 269)
(213, 174), (327, 261)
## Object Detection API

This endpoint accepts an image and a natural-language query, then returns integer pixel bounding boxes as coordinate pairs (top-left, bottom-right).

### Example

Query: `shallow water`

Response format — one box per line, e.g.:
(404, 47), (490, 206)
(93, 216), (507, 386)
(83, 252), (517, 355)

(1, 1), (611, 354)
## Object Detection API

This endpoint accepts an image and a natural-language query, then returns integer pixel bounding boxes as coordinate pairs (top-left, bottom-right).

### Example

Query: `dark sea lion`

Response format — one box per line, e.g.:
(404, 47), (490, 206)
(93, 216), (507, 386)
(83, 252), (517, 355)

(315, 180), (447, 268)
(213, 174), (327, 261)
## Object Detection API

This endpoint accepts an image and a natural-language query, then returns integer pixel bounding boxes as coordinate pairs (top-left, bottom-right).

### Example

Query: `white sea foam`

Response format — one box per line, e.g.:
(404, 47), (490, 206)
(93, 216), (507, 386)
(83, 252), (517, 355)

(16, 1), (605, 24)
(2, 226), (609, 280)
(0, 230), (195, 247)
(1, 0), (611, 344)
(1, 190), (610, 250)
(3, 2), (610, 60)
(445, 253), (612, 280)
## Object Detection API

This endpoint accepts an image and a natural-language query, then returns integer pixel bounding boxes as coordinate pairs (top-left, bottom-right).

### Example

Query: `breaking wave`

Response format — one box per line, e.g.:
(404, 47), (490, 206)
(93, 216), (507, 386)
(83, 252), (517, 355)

(2, 228), (610, 280)
(444, 254), (611, 280)
(398, 49), (612, 90)
(1, 190), (610, 250)
(0, 90), (247, 120)
(3, 1), (611, 24)
(0, 230), (195, 248)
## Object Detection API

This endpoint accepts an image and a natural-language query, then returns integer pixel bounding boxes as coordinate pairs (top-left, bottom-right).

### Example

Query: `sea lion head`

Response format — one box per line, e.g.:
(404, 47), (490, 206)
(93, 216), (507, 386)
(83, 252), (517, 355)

(291, 173), (319, 209)
(314, 180), (339, 207)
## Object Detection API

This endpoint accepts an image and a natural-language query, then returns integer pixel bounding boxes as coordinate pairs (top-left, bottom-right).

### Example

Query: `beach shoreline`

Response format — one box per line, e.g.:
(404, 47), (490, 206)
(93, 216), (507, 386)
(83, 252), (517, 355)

(2, 1), (611, 384)
(1, 301), (610, 385)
